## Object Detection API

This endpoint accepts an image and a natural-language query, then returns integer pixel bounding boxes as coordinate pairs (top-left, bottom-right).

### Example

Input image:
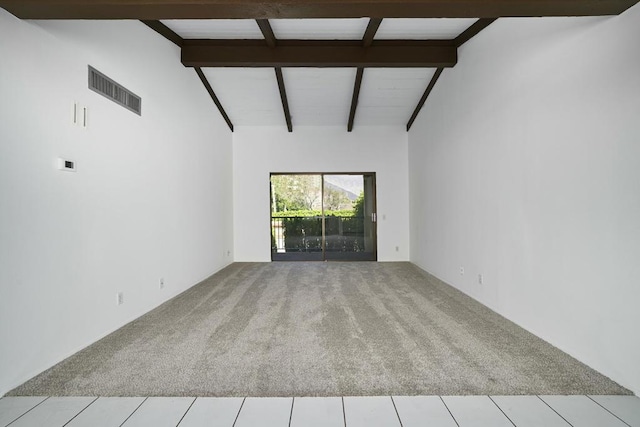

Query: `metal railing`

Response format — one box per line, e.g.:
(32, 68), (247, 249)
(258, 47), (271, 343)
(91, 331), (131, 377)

(271, 216), (364, 253)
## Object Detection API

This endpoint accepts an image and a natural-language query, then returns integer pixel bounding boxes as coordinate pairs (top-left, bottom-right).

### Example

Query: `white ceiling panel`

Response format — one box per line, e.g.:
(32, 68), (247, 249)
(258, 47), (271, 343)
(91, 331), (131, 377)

(162, 19), (264, 39)
(376, 18), (477, 39)
(356, 68), (437, 126)
(202, 68), (284, 126)
(284, 68), (356, 126)
(270, 19), (369, 39)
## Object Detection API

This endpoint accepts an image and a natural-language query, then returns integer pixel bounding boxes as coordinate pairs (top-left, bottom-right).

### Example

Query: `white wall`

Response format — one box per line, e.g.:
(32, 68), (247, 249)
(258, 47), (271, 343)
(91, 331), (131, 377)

(409, 5), (640, 394)
(0, 11), (234, 395)
(233, 126), (409, 262)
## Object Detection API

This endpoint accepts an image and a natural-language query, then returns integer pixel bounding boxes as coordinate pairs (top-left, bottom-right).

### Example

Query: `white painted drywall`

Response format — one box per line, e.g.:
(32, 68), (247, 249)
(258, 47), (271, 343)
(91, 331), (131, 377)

(409, 5), (640, 394)
(233, 126), (410, 262)
(0, 12), (233, 395)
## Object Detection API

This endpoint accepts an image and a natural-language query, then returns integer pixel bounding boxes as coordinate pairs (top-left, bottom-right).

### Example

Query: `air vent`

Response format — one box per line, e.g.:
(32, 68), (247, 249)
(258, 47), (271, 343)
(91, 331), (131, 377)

(88, 66), (141, 116)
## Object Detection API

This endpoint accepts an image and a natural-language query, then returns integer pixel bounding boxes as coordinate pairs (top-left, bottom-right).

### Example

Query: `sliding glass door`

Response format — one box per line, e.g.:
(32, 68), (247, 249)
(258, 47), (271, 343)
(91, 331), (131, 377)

(271, 173), (377, 261)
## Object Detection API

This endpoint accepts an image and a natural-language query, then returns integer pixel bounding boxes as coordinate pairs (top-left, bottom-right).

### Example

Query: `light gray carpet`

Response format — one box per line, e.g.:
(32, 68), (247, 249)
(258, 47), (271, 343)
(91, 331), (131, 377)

(8, 262), (630, 397)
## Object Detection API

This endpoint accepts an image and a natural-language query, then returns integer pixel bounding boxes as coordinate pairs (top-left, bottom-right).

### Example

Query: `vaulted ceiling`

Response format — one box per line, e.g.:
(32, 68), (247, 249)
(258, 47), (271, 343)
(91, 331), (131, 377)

(1, 0), (638, 132)
(147, 17), (482, 131)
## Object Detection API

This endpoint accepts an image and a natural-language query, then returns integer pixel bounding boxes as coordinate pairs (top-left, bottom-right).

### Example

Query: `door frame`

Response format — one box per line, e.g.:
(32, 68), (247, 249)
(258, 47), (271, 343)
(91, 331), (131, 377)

(270, 172), (377, 261)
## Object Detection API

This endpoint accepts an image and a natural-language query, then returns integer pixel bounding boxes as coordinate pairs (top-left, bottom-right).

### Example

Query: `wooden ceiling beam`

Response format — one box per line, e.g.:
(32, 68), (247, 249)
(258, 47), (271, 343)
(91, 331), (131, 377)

(454, 18), (497, 47)
(140, 22), (234, 131)
(2, 0), (637, 19)
(256, 19), (277, 48)
(347, 18), (382, 131)
(275, 68), (293, 132)
(141, 20), (183, 47)
(194, 67), (235, 132)
(181, 41), (457, 67)
(256, 20), (293, 132)
(406, 68), (443, 131)
(347, 68), (364, 132)
(362, 18), (383, 48)
(403, 18), (496, 131)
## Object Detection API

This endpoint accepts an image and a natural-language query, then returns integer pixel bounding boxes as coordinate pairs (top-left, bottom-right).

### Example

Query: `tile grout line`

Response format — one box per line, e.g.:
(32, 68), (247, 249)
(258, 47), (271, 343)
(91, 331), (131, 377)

(342, 396), (347, 427)
(488, 395), (516, 427)
(585, 395), (632, 427)
(5, 396), (51, 427)
(288, 397), (295, 427)
(389, 396), (403, 427)
(439, 396), (460, 427)
(61, 396), (99, 427)
(6, 394), (635, 427)
(231, 397), (246, 427)
(536, 395), (575, 427)
(175, 397), (198, 426)
(119, 396), (149, 427)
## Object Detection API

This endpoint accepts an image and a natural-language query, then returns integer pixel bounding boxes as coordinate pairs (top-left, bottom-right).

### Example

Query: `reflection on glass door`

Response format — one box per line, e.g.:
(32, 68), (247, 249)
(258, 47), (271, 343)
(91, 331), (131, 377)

(323, 174), (376, 260)
(271, 174), (324, 261)
(271, 173), (376, 261)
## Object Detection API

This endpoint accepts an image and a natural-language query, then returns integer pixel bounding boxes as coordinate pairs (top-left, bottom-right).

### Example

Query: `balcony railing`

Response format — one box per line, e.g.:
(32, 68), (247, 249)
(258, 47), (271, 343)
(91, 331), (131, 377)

(271, 216), (365, 253)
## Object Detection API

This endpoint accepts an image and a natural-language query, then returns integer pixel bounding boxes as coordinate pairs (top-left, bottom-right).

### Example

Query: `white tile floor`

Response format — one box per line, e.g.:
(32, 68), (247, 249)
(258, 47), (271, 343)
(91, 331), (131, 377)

(1, 395), (638, 427)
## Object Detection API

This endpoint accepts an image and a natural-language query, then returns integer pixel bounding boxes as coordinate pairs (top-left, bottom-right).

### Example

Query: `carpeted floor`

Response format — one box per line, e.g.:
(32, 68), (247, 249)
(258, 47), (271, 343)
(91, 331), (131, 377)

(8, 262), (630, 397)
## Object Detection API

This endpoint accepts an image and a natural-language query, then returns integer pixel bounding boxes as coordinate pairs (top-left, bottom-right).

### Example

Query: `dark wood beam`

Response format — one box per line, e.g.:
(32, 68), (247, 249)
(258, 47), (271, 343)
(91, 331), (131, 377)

(275, 68), (293, 132)
(256, 20), (291, 131)
(347, 19), (382, 131)
(400, 19), (496, 132)
(406, 67), (444, 131)
(181, 41), (457, 68)
(141, 22), (233, 132)
(141, 20), (183, 48)
(454, 18), (498, 47)
(194, 67), (234, 132)
(347, 68), (365, 132)
(2, 0), (637, 19)
(362, 18), (383, 48)
(256, 19), (277, 48)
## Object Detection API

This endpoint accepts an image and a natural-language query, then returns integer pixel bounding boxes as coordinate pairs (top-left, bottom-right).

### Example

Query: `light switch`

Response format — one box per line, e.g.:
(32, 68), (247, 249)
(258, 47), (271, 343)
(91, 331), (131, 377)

(72, 102), (88, 128)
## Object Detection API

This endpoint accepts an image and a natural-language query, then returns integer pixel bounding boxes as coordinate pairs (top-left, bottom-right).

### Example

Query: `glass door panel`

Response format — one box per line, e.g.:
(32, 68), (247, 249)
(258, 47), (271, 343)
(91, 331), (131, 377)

(271, 173), (376, 261)
(323, 174), (376, 261)
(271, 174), (323, 261)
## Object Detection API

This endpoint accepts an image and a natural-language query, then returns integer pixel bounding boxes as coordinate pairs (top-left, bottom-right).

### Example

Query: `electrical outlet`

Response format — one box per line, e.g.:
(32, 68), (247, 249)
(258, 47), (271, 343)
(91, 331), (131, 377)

(460, 267), (465, 275)
(57, 158), (77, 172)
(226, 250), (231, 257)
(395, 246), (399, 252)
(116, 292), (124, 306)
(478, 274), (483, 285)
(159, 278), (165, 289)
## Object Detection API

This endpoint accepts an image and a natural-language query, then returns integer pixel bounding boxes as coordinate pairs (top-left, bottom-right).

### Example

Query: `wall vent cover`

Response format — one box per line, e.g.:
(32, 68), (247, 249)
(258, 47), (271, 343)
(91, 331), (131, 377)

(88, 66), (142, 116)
